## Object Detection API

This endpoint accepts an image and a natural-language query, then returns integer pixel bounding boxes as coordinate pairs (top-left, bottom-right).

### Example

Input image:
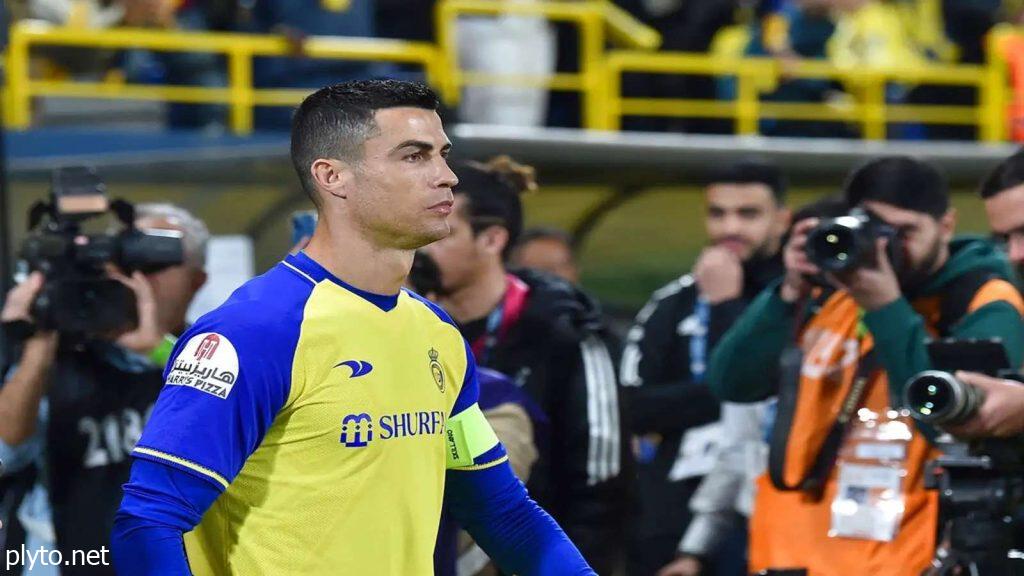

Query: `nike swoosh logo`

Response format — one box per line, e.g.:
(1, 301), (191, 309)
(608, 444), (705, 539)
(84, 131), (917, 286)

(335, 360), (374, 378)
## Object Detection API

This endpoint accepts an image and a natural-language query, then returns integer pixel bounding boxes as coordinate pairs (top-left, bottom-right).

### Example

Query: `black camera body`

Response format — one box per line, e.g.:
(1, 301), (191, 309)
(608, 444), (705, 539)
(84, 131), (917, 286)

(20, 167), (185, 335)
(805, 208), (902, 273)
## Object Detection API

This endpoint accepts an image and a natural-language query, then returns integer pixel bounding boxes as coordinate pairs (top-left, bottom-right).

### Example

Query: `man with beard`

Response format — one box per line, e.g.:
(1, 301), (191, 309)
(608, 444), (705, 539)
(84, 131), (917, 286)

(619, 160), (790, 575)
(932, 148), (1024, 440)
(707, 156), (1024, 575)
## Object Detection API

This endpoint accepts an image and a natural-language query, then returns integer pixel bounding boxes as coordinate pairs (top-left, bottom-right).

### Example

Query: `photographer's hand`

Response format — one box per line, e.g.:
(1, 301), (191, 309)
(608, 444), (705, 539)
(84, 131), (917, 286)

(108, 268), (164, 355)
(1, 272), (45, 324)
(827, 238), (901, 312)
(780, 218), (820, 303)
(0, 272), (58, 445)
(944, 371), (1024, 438)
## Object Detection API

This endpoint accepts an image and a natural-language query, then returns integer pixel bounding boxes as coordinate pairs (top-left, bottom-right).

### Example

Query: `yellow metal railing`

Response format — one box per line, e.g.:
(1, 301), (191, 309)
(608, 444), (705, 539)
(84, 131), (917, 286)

(435, 0), (660, 130)
(605, 51), (990, 140)
(2, 20), (446, 134)
(5, 10), (1024, 142)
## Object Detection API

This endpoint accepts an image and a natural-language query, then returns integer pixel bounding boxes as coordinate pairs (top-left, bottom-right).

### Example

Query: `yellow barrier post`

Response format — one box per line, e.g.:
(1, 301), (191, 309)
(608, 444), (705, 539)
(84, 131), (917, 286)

(605, 55), (623, 131)
(861, 74), (886, 140)
(227, 48), (254, 135)
(6, 25), (32, 130)
(735, 61), (761, 135)
(581, 11), (609, 130)
(434, 1), (462, 106)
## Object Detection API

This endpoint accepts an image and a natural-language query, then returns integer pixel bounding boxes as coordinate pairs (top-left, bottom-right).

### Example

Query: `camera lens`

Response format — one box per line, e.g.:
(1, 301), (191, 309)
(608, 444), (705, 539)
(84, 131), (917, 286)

(808, 226), (856, 269)
(807, 221), (867, 273)
(904, 370), (983, 425)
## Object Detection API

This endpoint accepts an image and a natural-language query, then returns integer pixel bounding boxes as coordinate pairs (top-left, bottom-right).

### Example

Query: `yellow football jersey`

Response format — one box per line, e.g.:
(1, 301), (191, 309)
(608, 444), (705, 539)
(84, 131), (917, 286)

(133, 252), (506, 575)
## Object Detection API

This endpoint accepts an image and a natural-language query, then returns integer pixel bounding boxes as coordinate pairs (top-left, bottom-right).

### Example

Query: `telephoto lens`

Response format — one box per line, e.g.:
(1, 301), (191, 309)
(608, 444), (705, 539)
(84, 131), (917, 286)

(904, 370), (985, 426)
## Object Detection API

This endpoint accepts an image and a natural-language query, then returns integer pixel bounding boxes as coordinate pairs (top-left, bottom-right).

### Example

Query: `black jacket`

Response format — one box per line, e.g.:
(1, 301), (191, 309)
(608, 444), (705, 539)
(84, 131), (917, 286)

(619, 256), (783, 539)
(462, 269), (628, 573)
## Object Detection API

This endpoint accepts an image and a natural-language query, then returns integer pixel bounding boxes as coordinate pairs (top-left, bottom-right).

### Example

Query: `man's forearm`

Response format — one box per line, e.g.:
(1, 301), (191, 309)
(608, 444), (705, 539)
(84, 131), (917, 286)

(707, 284), (794, 402)
(0, 337), (55, 445)
(448, 462), (595, 575)
(112, 459), (221, 575)
(111, 512), (191, 576)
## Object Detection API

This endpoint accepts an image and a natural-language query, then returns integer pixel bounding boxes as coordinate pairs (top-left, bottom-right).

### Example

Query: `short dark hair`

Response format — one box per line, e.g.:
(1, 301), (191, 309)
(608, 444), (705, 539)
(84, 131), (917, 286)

(517, 226), (576, 255)
(453, 156), (538, 261)
(844, 156), (949, 218)
(706, 159), (787, 204)
(980, 148), (1024, 199)
(290, 79), (440, 203)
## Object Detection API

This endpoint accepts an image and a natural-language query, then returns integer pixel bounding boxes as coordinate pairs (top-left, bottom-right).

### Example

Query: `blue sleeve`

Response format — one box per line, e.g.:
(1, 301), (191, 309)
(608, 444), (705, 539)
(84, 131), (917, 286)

(112, 458), (222, 575)
(445, 339), (592, 574)
(446, 461), (595, 575)
(131, 306), (299, 491)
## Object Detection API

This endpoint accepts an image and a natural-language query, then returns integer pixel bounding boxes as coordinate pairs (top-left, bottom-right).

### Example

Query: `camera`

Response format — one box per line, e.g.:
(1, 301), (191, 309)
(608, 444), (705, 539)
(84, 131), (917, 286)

(19, 167), (185, 335)
(805, 208), (901, 273)
(904, 371), (985, 426)
(904, 341), (1024, 574)
(904, 340), (1022, 426)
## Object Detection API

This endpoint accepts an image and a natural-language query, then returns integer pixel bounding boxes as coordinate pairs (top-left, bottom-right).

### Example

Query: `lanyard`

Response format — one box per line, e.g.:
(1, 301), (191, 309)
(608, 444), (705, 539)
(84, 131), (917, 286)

(471, 274), (530, 366)
(689, 296), (711, 383)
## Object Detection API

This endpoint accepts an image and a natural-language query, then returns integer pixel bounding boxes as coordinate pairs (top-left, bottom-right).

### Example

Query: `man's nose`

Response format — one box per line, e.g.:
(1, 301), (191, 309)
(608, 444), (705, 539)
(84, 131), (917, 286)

(437, 160), (458, 189)
(721, 214), (743, 234)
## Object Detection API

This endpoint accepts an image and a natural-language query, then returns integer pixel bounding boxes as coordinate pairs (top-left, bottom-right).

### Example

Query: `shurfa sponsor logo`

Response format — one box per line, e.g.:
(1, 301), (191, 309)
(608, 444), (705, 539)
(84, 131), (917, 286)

(339, 410), (446, 448)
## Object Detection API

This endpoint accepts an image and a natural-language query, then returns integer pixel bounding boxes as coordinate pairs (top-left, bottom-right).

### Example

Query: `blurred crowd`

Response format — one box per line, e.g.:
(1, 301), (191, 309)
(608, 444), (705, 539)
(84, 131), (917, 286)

(6, 0), (1024, 137)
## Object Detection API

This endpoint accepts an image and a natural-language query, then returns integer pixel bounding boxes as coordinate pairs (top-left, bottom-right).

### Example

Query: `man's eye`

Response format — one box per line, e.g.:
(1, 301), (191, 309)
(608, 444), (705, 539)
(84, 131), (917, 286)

(405, 153), (424, 162)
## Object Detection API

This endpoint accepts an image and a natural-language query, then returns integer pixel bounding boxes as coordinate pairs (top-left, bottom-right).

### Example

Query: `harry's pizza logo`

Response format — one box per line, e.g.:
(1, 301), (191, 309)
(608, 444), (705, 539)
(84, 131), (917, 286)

(166, 332), (240, 399)
(194, 334), (221, 361)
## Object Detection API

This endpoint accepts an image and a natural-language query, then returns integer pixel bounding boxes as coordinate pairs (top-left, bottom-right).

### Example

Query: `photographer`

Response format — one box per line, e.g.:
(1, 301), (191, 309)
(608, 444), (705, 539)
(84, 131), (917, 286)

(707, 156), (1024, 575)
(0, 203), (208, 575)
(942, 148), (1024, 440)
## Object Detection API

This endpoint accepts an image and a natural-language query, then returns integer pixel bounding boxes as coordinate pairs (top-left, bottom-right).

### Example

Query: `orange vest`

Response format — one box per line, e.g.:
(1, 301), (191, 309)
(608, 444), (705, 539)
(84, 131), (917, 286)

(749, 280), (1024, 575)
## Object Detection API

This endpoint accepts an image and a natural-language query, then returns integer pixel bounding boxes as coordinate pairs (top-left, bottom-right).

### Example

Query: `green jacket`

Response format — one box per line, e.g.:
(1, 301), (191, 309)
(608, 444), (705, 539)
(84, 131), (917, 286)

(708, 236), (1024, 406)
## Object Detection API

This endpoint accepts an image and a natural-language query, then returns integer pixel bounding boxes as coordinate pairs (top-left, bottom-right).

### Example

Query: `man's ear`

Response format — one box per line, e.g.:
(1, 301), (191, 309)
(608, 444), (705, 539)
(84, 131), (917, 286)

(940, 207), (958, 242)
(192, 269), (209, 293)
(477, 226), (510, 258)
(310, 158), (354, 201)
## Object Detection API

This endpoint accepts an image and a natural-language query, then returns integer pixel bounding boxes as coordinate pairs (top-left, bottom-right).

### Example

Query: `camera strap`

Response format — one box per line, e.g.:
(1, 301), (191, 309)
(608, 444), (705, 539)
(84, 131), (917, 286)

(934, 269), (997, 336)
(768, 345), (878, 498)
(767, 268), (996, 496)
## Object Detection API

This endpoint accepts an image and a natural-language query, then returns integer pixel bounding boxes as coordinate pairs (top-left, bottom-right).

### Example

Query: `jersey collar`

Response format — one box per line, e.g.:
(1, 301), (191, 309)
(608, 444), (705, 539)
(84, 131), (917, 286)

(285, 252), (400, 312)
